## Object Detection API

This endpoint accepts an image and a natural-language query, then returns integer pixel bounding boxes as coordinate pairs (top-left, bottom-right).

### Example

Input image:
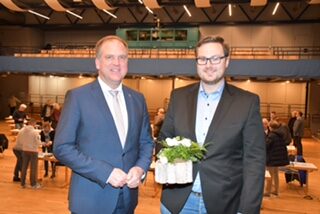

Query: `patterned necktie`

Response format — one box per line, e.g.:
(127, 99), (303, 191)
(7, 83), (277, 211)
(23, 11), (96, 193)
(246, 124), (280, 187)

(109, 90), (126, 147)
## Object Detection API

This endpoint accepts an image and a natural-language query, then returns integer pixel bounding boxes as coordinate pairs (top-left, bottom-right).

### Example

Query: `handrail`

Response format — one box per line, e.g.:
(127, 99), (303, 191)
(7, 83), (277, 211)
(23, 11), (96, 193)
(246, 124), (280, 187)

(4, 45), (320, 59)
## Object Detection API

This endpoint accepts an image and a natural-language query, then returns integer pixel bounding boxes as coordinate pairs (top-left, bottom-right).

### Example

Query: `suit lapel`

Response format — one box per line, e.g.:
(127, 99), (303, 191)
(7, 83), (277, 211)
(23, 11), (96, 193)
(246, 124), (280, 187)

(122, 86), (134, 150)
(90, 80), (113, 119)
(187, 83), (200, 141)
(205, 82), (235, 143)
(90, 80), (124, 149)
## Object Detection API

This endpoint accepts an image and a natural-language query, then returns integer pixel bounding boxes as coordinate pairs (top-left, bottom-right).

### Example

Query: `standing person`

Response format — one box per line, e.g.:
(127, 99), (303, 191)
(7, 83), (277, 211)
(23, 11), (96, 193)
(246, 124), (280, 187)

(19, 118), (42, 188)
(293, 111), (304, 156)
(53, 35), (154, 214)
(41, 99), (53, 122)
(40, 122), (56, 178)
(50, 103), (61, 129)
(264, 120), (290, 197)
(270, 111), (277, 121)
(12, 134), (23, 182)
(288, 110), (297, 140)
(8, 95), (21, 116)
(159, 35), (266, 214)
(262, 118), (270, 137)
(153, 107), (165, 139)
(13, 104), (27, 129)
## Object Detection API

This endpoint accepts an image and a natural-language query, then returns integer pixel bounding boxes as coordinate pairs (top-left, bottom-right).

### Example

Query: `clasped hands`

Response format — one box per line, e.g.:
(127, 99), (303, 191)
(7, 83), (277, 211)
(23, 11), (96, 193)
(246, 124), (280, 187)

(108, 166), (144, 189)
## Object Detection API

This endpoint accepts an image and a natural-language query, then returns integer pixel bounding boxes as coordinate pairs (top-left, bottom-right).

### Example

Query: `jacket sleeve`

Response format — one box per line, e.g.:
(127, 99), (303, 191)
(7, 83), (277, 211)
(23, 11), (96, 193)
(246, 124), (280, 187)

(238, 95), (266, 214)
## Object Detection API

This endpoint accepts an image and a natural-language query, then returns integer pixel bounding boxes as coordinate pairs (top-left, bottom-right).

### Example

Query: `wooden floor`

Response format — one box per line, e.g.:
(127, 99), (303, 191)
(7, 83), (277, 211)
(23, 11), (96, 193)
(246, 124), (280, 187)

(1, 120), (320, 214)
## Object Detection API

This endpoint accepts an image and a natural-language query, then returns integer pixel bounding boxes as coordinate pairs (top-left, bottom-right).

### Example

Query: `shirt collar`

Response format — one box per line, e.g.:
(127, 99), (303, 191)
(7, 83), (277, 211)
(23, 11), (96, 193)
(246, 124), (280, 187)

(98, 76), (123, 93)
(199, 81), (225, 98)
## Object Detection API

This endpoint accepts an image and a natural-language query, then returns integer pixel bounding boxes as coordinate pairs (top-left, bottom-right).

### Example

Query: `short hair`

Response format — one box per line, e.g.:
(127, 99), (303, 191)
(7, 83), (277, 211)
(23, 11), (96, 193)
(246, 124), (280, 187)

(28, 118), (37, 125)
(195, 35), (230, 57)
(95, 35), (128, 59)
(42, 121), (51, 129)
(20, 104), (27, 109)
(262, 118), (269, 124)
(269, 120), (280, 130)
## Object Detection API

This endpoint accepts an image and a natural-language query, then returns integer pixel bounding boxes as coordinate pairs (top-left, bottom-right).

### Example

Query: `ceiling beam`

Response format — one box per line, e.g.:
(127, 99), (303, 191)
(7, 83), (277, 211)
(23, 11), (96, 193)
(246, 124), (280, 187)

(0, 0), (25, 11)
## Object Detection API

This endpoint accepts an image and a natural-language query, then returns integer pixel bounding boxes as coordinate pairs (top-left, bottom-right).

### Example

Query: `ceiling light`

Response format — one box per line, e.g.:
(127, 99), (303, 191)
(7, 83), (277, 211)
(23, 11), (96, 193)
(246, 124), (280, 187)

(228, 4), (232, 16)
(103, 9), (117, 18)
(66, 10), (83, 19)
(145, 6), (153, 14)
(138, 0), (143, 4)
(28, 10), (50, 20)
(183, 5), (192, 17)
(272, 2), (280, 15)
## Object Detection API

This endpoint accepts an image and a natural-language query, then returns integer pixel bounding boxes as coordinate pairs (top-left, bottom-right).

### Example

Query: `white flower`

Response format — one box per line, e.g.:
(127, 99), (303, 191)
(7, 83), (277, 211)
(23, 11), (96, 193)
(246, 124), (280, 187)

(159, 155), (168, 164)
(180, 138), (192, 147)
(166, 137), (179, 146)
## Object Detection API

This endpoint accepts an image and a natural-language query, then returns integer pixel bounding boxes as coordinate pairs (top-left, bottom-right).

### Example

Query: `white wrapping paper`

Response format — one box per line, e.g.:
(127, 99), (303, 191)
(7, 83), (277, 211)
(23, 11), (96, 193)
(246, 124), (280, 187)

(155, 160), (193, 184)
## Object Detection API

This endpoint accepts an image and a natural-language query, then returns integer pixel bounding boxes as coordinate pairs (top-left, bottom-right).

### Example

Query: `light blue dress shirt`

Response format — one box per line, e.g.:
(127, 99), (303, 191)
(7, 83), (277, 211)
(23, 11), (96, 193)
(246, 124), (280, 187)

(192, 81), (224, 193)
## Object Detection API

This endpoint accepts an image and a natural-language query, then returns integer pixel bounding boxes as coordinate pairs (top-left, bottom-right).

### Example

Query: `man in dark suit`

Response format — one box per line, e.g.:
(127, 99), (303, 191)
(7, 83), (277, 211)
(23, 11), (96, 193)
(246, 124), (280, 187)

(159, 36), (266, 214)
(53, 35), (154, 214)
(293, 111), (304, 156)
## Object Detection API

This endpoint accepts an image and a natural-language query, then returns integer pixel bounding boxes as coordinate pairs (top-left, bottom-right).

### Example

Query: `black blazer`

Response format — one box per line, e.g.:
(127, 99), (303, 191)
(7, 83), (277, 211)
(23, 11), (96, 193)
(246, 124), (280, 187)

(159, 82), (266, 214)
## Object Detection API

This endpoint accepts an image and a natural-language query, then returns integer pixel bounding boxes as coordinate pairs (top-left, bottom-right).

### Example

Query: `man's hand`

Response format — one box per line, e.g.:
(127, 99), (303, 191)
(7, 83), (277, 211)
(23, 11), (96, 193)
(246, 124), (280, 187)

(126, 166), (144, 188)
(108, 168), (127, 188)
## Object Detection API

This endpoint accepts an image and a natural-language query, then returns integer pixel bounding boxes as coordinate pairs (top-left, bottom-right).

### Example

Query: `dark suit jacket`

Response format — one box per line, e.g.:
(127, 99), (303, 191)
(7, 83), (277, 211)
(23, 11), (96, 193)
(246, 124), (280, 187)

(53, 80), (154, 214)
(159, 82), (266, 214)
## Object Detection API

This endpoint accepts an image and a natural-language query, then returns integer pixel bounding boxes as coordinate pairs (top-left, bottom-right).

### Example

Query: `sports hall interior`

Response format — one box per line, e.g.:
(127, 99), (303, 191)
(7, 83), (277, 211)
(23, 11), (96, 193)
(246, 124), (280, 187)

(0, 0), (320, 213)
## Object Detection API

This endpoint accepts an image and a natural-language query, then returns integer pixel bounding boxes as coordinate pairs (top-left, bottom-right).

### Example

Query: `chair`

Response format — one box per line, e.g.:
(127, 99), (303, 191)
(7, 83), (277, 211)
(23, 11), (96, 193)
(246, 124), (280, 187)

(281, 155), (307, 187)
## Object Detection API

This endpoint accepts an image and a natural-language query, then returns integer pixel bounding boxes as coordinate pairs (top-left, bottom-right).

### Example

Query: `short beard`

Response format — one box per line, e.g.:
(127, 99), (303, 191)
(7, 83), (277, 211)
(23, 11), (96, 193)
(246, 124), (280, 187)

(201, 75), (224, 85)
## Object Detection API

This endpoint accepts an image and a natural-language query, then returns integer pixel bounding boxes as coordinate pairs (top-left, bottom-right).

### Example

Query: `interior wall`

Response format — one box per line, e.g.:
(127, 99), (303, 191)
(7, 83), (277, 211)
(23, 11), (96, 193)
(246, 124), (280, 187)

(44, 29), (114, 47)
(230, 81), (306, 117)
(0, 26), (44, 48)
(199, 23), (320, 47)
(0, 75), (29, 118)
(26, 75), (306, 119)
(308, 81), (320, 136)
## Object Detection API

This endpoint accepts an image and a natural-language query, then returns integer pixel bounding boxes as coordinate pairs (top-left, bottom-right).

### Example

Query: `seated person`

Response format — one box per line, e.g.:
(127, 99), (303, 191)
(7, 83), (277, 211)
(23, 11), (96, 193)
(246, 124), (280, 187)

(13, 104), (28, 129)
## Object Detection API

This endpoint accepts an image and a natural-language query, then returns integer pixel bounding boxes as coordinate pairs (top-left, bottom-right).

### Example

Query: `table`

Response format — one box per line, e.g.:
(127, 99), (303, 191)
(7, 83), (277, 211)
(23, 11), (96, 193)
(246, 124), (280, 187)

(38, 152), (70, 188)
(285, 162), (318, 200)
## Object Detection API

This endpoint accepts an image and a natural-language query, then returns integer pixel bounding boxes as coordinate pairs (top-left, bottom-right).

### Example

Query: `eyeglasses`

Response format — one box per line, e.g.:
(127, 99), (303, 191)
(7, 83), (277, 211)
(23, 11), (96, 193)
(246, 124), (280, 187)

(196, 55), (227, 65)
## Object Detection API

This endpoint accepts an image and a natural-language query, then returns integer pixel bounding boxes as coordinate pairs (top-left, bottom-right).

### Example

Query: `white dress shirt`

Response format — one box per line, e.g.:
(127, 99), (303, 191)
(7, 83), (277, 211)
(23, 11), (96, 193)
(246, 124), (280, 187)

(98, 77), (128, 144)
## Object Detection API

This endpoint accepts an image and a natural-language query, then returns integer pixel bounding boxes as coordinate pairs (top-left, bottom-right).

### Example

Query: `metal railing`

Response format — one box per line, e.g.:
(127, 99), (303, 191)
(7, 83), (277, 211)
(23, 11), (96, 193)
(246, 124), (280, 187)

(2, 45), (320, 59)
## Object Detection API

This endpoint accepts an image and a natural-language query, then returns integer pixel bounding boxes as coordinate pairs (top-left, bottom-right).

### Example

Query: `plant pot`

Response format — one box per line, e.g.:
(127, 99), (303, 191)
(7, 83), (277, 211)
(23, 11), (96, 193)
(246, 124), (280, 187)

(155, 160), (193, 184)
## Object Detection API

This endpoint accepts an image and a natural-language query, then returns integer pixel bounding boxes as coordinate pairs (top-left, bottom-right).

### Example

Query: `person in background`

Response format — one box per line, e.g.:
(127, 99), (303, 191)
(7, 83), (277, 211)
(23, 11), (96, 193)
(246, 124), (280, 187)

(273, 117), (292, 146)
(41, 99), (54, 122)
(50, 103), (61, 129)
(262, 118), (270, 137)
(8, 95), (21, 116)
(293, 111), (304, 156)
(270, 111), (277, 121)
(153, 107), (165, 139)
(12, 133), (23, 182)
(265, 120), (290, 197)
(19, 118), (42, 189)
(40, 122), (56, 178)
(288, 110), (297, 140)
(13, 104), (27, 129)
(159, 35), (266, 214)
(53, 35), (154, 214)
